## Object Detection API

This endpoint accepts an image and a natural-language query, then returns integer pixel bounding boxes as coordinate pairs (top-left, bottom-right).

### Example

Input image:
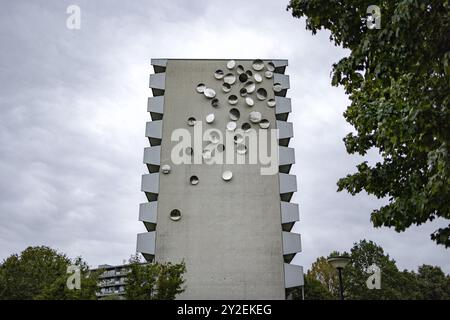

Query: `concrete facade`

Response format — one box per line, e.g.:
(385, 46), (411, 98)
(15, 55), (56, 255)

(137, 59), (303, 299)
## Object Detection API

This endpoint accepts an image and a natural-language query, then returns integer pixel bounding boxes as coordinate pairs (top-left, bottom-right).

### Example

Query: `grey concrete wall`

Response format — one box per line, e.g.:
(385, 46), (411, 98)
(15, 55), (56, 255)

(155, 60), (285, 299)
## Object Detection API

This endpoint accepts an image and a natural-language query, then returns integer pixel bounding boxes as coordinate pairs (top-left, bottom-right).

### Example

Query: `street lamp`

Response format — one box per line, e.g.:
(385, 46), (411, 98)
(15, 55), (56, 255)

(327, 256), (351, 300)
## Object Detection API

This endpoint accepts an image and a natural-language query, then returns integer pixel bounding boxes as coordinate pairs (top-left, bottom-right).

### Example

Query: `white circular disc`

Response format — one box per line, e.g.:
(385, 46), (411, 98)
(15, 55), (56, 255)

(161, 164), (171, 174)
(196, 83), (206, 93)
(252, 59), (265, 71)
(228, 95), (238, 105)
(259, 119), (270, 129)
(245, 97), (254, 107)
(222, 170), (233, 181)
(227, 60), (236, 69)
(226, 121), (237, 131)
(206, 113), (215, 124)
(244, 81), (256, 93)
(222, 83), (231, 93)
(214, 69), (224, 79)
(224, 73), (236, 85)
(267, 99), (276, 107)
(253, 73), (263, 83)
(204, 88), (216, 99)
(249, 111), (262, 123)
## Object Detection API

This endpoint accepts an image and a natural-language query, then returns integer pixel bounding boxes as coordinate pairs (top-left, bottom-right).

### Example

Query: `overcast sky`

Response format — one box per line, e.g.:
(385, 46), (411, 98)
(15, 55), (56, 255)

(0, 0), (448, 273)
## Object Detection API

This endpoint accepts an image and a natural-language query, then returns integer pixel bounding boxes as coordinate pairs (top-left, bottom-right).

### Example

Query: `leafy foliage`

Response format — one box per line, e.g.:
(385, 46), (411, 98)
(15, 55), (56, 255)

(0, 246), (70, 299)
(34, 257), (100, 300)
(125, 256), (186, 300)
(288, 0), (450, 246)
(292, 239), (450, 300)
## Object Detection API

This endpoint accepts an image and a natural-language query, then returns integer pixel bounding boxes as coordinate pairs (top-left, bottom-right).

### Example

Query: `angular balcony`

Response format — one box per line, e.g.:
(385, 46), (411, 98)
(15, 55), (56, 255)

(279, 173), (297, 202)
(136, 231), (156, 262)
(151, 58), (167, 74)
(278, 146), (295, 174)
(145, 120), (162, 146)
(282, 231), (302, 263)
(275, 97), (292, 121)
(273, 74), (290, 97)
(147, 96), (164, 121)
(284, 263), (304, 290)
(149, 73), (165, 96)
(139, 202), (157, 232)
(143, 146), (161, 173)
(276, 121), (293, 147)
(271, 59), (288, 74)
(141, 173), (159, 202)
(281, 201), (300, 232)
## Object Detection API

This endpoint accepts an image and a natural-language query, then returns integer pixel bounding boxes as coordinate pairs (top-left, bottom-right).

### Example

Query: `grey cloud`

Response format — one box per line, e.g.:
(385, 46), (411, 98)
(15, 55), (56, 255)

(0, 0), (448, 273)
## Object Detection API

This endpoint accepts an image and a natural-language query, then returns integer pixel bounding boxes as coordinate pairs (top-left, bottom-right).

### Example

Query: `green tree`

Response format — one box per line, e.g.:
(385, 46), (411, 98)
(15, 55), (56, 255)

(0, 246), (100, 300)
(125, 257), (186, 300)
(306, 256), (340, 297)
(292, 274), (334, 300)
(34, 257), (100, 300)
(288, 0), (450, 246)
(416, 264), (450, 299)
(343, 240), (413, 299)
(0, 246), (70, 300)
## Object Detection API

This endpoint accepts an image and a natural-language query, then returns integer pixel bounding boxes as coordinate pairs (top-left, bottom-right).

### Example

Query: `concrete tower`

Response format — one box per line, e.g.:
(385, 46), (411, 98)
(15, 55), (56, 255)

(137, 59), (303, 299)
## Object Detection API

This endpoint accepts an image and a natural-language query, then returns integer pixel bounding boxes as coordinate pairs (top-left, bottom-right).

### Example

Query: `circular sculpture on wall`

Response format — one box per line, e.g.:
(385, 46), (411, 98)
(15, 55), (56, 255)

(226, 121), (237, 131)
(190, 175), (199, 185)
(236, 65), (245, 75)
(256, 88), (268, 100)
(236, 143), (247, 154)
(214, 69), (224, 79)
(245, 97), (254, 107)
(161, 164), (171, 174)
(253, 73), (263, 83)
(222, 83), (231, 93)
(239, 73), (248, 83)
(187, 117), (196, 126)
(204, 88), (216, 99)
(209, 130), (221, 144)
(267, 99), (276, 108)
(239, 88), (247, 97)
(206, 113), (215, 124)
(224, 73), (236, 85)
(222, 170), (233, 181)
(241, 122), (251, 131)
(252, 59), (265, 71)
(211, 98), (220, 108)
(246, 70), (253, 77)
(196, 83), (206, 93)
(234, 133), (244, 144)
(202, 149), (212, 160)
(227, 60), (236, 69)
(228, 95), (238, 105)
(169, 209), (182, 221)
(273, 83), (283, 92)
(244, 81), (255, 93)
(265, 71), (273, 79)
(229, 108), (240, 121)
(267, 62), (275, 72)
(249, 111), (262, 123)
(259, 119), (270, 129)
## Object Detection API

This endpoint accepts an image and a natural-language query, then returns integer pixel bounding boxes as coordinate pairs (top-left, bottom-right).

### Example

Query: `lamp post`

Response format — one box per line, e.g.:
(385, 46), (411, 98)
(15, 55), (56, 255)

(327, 256), (351, 300)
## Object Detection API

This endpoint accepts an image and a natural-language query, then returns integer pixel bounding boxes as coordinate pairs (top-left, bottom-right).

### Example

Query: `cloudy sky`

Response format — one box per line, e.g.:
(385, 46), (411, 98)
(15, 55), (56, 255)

(0, 0), (448, 273)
